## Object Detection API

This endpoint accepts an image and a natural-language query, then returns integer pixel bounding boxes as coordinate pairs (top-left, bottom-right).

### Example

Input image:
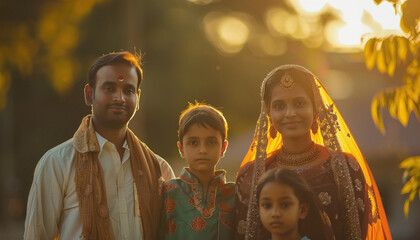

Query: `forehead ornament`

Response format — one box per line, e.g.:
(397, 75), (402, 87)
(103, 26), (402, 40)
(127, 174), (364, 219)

(279, 73), (294, 89)
(118, 75), (124, 82)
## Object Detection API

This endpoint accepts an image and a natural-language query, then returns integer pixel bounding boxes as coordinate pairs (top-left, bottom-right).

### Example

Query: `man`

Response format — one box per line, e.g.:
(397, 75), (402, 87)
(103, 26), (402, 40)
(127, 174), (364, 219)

(24, 51), (175, 240)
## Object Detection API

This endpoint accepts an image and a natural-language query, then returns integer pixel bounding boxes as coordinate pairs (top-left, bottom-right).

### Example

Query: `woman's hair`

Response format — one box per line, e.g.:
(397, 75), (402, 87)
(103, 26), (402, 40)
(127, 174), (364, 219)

(178, 102), (228, 143)
(262, 68), (315, 110)
(256, 168), (328, 240)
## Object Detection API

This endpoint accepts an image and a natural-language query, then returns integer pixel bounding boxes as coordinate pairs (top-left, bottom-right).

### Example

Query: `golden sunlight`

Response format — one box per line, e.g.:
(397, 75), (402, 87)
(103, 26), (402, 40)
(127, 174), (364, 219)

(287, 0), (403, 50)
(204, 12), (250, 54)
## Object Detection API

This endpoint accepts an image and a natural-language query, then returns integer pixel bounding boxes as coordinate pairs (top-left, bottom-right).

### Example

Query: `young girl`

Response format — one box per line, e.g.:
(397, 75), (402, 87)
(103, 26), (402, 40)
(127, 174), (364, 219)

(256, 168), (334, 240)
(160, 102), (235, 239)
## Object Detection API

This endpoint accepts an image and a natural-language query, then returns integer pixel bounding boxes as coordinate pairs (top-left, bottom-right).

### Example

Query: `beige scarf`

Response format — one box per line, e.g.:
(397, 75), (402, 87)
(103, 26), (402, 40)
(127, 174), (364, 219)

(72, 115), (163, 240)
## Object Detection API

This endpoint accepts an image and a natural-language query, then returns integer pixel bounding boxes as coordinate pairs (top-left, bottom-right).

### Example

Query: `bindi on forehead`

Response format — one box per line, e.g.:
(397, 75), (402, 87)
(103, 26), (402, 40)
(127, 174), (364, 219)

(118, 75), (124, 82)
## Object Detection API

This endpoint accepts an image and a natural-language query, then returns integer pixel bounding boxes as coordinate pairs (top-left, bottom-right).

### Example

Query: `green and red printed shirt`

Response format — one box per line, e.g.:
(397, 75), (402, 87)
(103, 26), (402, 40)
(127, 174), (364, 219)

(160, 168), (235, 240)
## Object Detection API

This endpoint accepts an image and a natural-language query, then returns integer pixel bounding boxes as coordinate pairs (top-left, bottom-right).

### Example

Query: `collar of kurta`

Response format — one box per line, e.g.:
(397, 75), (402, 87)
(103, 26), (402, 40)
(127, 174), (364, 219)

(180, 167), (226, 186)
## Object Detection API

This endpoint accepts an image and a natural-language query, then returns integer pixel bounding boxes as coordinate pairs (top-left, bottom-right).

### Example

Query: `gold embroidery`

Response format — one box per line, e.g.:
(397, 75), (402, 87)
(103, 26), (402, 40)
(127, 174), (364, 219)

(355, 179), (362, 191)
(318, 192), (332, 206)
(357, 198), (365, 212)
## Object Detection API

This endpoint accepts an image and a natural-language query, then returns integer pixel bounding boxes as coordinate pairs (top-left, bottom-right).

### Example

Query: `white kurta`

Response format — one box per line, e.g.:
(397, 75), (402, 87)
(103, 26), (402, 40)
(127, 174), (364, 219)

(24, 133), (175, 240)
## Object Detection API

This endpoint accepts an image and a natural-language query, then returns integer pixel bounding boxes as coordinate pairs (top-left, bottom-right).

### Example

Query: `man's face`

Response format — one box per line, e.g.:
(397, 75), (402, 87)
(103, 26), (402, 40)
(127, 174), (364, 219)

(85, 64), (140, 130)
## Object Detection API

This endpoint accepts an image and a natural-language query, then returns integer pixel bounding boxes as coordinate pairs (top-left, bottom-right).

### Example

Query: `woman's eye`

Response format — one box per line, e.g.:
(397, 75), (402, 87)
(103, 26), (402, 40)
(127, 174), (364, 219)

(272, 103), (284, 110)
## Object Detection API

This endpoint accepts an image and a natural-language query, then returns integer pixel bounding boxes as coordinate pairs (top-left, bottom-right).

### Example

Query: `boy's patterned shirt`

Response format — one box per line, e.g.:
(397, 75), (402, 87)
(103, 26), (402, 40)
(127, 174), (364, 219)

(160, 168), (235, 240)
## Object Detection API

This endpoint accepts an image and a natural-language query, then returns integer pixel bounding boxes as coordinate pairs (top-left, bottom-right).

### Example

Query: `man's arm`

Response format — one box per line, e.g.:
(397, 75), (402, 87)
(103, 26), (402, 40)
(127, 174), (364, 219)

(24, 150), (66, 240)
(155, 155), (175, 181)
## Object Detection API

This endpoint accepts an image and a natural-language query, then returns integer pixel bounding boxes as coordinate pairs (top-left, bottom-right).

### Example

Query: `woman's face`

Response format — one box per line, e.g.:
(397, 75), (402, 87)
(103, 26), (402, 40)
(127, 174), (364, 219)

(268, 82), (314, 140)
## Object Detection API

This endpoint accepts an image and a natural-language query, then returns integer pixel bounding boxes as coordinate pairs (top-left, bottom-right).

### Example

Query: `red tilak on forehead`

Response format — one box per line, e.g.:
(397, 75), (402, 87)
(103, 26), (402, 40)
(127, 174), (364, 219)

(118, 75), (124, 81)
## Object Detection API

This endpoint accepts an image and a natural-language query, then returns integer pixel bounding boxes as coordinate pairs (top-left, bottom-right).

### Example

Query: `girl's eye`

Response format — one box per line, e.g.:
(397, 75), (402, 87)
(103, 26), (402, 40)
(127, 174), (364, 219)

(261, 203), (272, 209)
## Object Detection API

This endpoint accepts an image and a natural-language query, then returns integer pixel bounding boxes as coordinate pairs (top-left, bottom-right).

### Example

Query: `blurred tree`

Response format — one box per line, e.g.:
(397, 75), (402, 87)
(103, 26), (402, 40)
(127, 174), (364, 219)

(363, 0), (420, 216)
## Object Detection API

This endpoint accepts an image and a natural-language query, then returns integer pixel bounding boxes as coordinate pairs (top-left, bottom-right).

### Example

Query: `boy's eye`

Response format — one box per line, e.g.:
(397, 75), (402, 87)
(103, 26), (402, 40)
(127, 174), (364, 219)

(207, 139), (217, 145)
(281, 202), (291, 208)
(187, 140), (198, 146)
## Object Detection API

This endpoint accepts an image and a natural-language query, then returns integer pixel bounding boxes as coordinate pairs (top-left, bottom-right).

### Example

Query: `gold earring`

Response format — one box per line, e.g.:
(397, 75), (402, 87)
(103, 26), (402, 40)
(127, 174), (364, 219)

(270, 125), (278, 139)
(311, 120), (318, 134)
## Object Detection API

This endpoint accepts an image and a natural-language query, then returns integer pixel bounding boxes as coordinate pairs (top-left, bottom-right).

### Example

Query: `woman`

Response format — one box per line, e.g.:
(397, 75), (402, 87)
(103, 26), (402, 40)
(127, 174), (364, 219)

(235, 65), (391, 240)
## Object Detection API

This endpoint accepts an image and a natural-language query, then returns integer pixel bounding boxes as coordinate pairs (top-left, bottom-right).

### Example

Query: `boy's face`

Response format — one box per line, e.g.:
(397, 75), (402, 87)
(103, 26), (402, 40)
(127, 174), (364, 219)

(258, 182), (308, 239)
(178, 124), (227, 176)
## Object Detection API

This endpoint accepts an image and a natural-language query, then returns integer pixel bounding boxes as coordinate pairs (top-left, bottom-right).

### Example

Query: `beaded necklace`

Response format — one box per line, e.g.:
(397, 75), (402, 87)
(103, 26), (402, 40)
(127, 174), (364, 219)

(277, 142), (320, 166)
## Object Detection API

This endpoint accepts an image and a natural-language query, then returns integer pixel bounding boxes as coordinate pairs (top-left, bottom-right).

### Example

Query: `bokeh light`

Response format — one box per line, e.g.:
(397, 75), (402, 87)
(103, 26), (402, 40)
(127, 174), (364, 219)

(321, 70), (355, 100)
(204, 12), (250, 54)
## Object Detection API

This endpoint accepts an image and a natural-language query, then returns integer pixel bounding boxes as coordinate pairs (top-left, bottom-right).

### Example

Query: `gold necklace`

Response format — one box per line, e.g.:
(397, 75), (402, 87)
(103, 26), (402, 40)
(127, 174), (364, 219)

(277, 142), (320, 166)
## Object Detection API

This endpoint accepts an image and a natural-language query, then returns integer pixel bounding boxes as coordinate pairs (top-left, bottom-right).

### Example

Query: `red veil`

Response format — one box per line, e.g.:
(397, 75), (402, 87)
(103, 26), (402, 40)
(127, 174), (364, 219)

(237, 65), (391, 240)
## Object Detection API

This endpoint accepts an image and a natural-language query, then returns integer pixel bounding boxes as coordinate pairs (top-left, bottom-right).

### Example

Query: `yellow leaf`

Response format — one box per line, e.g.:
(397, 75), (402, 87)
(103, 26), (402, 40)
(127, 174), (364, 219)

(386, 37), (397, 76)
(377, 43), (387, 73)
(401, 179), (413, 194)
(397, 89), (410, 126)
(404, 199), (409, 216)
(371, 94), (385, 134)
(396, 36), (409, 61)
(364, 38), (377, 70)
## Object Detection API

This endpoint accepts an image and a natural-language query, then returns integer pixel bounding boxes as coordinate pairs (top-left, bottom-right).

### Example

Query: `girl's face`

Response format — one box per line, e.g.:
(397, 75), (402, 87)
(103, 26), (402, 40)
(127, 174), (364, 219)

(268, 83), (314, 141)
(258, 182), (308, 239)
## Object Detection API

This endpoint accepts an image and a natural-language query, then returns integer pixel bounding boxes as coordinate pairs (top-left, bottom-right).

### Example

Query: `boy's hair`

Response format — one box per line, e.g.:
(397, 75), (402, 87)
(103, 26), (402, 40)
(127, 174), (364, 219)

(88, 51), (143, 91)
(256, 168), (328, 240)
(178, 102), (228, 144)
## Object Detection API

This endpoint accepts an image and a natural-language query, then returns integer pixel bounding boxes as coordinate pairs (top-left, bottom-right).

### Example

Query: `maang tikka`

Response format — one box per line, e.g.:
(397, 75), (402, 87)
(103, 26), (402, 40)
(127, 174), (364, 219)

(279, 73), (294, 89)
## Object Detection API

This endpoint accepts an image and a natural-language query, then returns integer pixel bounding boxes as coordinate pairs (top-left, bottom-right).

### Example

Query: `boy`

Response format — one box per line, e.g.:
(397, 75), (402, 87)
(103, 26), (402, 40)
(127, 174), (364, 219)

(160, 102), (235, 239)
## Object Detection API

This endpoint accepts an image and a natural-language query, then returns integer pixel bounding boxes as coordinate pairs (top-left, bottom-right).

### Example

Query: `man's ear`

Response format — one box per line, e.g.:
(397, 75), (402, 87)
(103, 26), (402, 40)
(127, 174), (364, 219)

(136, 89), (141, 111)
(177, 141), (184, 158)
(220, 140), (229, 158)
(84, 84), (93, 106)
(299, 203), (310, 220)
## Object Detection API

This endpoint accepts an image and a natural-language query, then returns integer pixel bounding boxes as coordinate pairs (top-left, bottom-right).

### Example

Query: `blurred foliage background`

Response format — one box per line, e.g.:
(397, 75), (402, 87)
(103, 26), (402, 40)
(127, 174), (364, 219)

(0, 0), (419, 239)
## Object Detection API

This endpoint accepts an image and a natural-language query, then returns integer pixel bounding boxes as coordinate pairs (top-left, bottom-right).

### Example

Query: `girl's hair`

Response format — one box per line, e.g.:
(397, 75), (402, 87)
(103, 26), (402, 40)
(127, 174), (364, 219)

(262, 68), (315, 110)
(256, 168), (329, 240)
(256, 168), (312, 206)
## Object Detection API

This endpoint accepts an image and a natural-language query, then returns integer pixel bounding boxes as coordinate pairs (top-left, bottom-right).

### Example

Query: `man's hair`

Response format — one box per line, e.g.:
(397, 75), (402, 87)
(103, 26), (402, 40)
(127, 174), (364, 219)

(88, 51), (143, 91)
(178, 102), (228, 144)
